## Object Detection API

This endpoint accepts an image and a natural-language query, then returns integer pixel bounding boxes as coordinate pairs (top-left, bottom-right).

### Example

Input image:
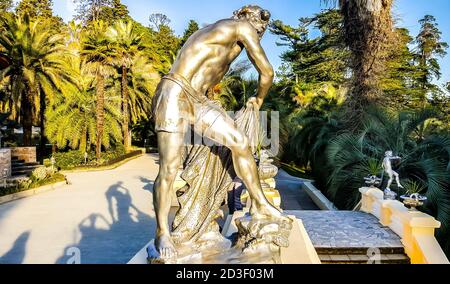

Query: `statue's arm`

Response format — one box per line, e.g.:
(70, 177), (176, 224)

(238, 24), (274, 107)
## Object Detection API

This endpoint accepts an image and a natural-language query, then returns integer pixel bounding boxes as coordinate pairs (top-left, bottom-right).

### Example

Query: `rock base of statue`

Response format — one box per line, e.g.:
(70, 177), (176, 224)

(146, 230), (233, 264)
(145, 213), (293, 264)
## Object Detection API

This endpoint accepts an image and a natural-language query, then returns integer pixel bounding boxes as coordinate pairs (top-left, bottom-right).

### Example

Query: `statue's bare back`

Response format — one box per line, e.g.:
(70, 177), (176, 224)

(171, 19), (272, 97)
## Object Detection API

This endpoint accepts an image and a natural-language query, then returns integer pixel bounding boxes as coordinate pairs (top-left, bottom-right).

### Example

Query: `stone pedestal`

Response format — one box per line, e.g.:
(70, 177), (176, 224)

(129, 211), (321, 264)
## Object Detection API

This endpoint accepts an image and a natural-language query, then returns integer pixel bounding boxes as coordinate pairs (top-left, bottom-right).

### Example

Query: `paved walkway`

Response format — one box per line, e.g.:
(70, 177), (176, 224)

(0, 154), (159, 264)
(275, 170), (319, 210)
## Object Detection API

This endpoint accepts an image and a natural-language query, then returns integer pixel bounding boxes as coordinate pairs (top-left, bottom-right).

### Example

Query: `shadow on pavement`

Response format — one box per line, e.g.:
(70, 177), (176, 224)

(139, 177), (154, 192)
(56, 181), (155, 264)
(0, 231), (31, 264)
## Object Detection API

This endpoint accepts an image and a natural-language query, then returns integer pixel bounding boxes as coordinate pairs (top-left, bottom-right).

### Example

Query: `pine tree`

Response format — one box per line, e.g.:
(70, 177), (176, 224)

(16, 0), (53, 19)
(180, 20), (199, 47)
(109, 0), (129, 20)
(75, 0), (129, 25)
(148, 14), (180, 75)
(15, 0), (64, 32)
(270, 9), (349, 108)
(414, 15), (449, 106)
(381, 28), (422, 108)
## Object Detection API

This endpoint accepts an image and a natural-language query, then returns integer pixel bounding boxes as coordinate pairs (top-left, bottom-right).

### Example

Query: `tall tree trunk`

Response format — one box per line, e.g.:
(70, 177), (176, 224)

(121, 66), (130, 151)
(39, 90), (47, 158)
(96, 73), (105, 161)
(340, 0), (394, 126)
(80, 126), (87, 153)
(21, 90), (33, 146)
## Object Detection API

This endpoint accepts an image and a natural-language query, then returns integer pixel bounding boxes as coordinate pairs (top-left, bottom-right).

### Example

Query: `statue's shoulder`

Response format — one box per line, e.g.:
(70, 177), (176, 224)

(213, 18), (253, 31)
(212, 19), (239, 29)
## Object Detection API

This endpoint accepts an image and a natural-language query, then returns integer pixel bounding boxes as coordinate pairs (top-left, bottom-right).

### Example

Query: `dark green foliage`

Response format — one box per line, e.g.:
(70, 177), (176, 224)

(414, 15), (449, 106)
(53, 145), (126, 169)
(291, 105), (450, 255)
(15, 0), (64, 30)
(381, 28), (422, 108)
(75, 0), (129, 26)
(108, 0), (129, 21)
(180, 20), (199, 47)
(148, 14), (180, 75)
(270, 9), (349, 95)
(0, 111), (19, 147)
(0, 172), (66, 197)
(16, 0), (53, 18)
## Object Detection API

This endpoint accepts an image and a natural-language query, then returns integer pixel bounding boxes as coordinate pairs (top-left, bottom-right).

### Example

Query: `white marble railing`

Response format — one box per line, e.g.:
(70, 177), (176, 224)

(359, 187), (449, 264)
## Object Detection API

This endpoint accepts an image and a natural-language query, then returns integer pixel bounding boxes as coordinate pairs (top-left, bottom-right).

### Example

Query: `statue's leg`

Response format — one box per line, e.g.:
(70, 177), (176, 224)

(154, 131), (184, 259)
(386, 173), (393, 190)
(394, 172), (403, 188)
(198, 109), (286, 220)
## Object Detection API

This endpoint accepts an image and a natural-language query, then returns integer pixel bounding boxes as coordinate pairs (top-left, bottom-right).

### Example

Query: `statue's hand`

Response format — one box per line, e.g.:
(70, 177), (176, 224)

(247, 97), (263, 109)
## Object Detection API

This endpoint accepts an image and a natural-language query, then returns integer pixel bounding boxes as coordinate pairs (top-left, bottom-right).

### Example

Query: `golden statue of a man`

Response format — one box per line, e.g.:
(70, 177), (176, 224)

(152, 5), (286, 259)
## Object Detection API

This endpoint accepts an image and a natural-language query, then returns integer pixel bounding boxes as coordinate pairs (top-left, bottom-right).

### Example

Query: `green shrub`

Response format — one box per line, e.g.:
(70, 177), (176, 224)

(52, 146), (127, 170)
(31, 167), (48, 181)
(29, 172), (66, 189)
(0, 172), (66, 197)
(53, 151), (88, 169)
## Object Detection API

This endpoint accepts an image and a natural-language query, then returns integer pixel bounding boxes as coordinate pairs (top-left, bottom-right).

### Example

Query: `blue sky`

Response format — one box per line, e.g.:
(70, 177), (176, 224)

(53, 0), (450, 85)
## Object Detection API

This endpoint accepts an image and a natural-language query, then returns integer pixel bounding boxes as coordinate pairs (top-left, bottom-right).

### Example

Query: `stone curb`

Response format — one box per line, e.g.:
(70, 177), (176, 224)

(301, 182), (338, 211)
(276, 169), (337, 211)
(0, 180), (67, 205)
(60, 153), (143, 174)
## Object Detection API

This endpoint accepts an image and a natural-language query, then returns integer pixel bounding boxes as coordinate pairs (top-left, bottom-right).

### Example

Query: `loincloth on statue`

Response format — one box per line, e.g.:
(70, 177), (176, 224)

(152, 73), (229, 134)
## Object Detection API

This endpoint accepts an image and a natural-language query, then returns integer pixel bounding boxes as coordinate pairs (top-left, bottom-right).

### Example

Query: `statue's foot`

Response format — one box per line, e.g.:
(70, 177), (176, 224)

(251, 202), (291, 224)
(155, 234), (178, 259)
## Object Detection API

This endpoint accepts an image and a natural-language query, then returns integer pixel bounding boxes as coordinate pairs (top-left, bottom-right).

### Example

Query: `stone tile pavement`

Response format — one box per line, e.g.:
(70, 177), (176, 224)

(285, 210), (403, 249)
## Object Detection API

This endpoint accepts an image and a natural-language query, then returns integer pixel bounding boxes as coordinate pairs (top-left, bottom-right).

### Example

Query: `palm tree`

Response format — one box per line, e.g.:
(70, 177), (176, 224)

(124, 54), (159, 124)
(0, 14), (73, 146)
(46, 58), (122, 153)
(105, 21), (156, 150)
(80, 20), (116, 160)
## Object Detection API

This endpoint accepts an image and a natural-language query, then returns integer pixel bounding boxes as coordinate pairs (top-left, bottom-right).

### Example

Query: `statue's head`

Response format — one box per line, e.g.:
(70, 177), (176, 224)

(233, 5), (271, 37)
(385, 151), (393, 157)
